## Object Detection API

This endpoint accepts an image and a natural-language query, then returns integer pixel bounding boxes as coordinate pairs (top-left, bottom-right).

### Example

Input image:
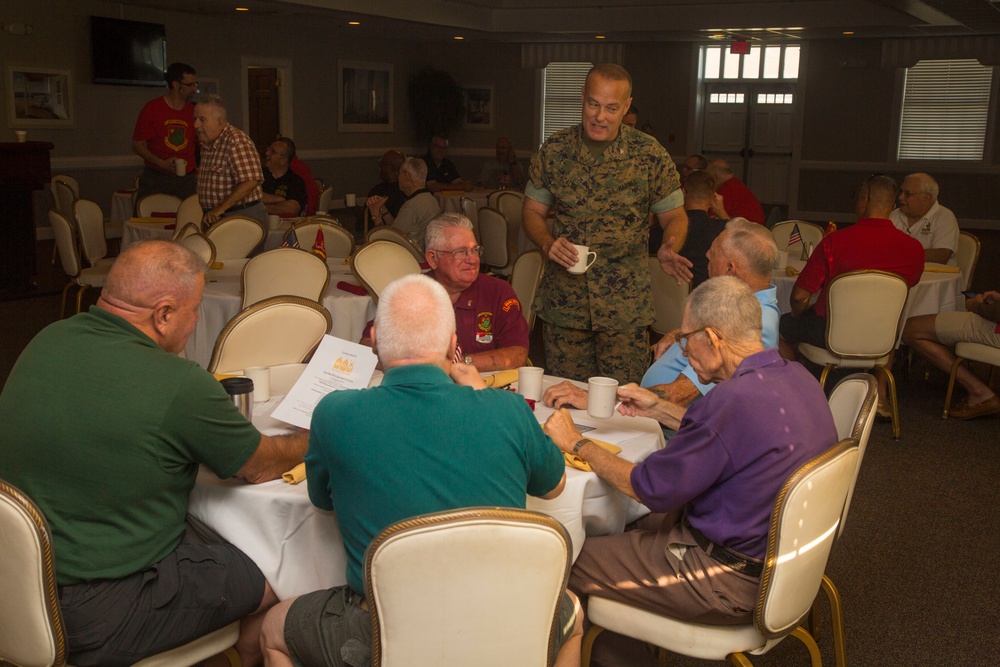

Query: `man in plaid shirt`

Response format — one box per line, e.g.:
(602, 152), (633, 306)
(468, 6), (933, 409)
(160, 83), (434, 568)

(193, 94), (267, 237)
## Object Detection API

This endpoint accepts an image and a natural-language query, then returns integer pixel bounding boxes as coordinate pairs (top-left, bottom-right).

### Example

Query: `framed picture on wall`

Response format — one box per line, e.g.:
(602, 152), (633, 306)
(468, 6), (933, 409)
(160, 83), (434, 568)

(6, 67), (74, 127)
(338, 61), (393, 133)
(193, 78), (219, 103)
(463, 85), (493, 129)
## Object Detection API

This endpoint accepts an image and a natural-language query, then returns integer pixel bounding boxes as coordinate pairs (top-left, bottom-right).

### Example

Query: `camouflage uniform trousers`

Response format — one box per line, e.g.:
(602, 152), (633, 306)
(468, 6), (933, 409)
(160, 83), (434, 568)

(542, 321), (650, 385)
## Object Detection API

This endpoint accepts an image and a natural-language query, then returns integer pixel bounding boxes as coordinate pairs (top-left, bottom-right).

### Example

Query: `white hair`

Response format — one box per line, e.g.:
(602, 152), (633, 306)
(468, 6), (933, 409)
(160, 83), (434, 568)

(374, 274), (455, 365)
(685, 276), (762, 348)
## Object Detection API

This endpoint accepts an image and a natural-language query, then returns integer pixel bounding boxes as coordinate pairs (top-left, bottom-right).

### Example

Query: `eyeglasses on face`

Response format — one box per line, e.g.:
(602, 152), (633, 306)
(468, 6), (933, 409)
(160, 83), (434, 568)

(674, 326), (719, 353)
(431, 245), (484, 260)
(180, 81), (200, 89)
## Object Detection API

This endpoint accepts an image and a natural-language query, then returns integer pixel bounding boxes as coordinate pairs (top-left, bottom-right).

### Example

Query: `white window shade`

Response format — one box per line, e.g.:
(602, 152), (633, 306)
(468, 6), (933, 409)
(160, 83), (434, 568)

(541, 62), (591, 143)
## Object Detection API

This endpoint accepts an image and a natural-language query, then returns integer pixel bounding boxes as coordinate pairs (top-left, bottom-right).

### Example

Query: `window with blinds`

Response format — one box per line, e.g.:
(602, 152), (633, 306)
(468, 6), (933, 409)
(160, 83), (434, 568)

(898, 59), (994, 161)
(541, 62), (592, 142)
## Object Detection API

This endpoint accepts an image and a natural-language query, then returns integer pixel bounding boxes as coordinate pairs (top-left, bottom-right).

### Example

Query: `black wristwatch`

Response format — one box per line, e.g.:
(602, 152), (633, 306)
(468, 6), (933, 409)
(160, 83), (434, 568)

(573, 439), (590, 455)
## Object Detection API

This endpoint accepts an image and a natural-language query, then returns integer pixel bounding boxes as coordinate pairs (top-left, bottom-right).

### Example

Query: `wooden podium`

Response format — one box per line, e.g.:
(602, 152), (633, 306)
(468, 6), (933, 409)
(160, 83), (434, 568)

(0, 141), (53, 294)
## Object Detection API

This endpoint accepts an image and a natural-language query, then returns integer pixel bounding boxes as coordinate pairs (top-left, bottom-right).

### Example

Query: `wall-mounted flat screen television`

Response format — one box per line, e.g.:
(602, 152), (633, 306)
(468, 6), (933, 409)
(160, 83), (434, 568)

(91, 16), (167, 87)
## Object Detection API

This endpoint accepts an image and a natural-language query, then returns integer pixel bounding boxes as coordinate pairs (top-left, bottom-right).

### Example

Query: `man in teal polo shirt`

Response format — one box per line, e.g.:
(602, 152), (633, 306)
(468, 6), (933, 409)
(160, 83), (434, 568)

(260, 273), (583, 667)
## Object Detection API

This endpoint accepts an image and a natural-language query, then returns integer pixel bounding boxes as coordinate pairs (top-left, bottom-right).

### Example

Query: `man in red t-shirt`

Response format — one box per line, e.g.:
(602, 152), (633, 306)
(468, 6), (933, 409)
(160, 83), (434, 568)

(131, 62), (199, 201)
(706, 160), (765, 224)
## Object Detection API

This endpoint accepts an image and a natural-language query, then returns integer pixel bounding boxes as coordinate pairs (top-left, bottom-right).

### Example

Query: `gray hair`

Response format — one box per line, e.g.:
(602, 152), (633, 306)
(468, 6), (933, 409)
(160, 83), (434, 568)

(723, 217), (778, 278)
(905, 172), (939, 201)
(103, 239), (204, 308)
(425, 213), (474, 251)
(195, 93), (227, 120)
(400, 157), (427, 184)
(685, 275), (762, 348)
(374, 274), (455, 365)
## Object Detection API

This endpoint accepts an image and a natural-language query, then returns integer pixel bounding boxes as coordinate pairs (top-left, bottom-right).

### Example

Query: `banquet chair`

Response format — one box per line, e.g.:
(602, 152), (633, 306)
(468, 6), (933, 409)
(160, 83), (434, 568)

(72, 199), (115, 270)
(797, 270), (909, 439)
(207, 296), (332, 374)
(50, 210), (109, 318)
(0, 478), (242, 667)
(175, 194), (203, 230)
(955, 231), (980, 291)
(487, 189), (523, 209)
(50, 176), (79, 215)
(460, 196), (480, 241)
(365, 507), (571, 667)
(240, 247), (330, 309)
(205, 215), (264, 260)
(173, 222), (202, 241)
(317, 185), (333, 212)
(136, 193), (182, 218)
(648, 256), (689, 335)
(495, 190), (524, 233)
(287, 220), (355, 256)
(770, 221), (825, 252)
(179, 232), (216, 268)
(350, 240), (422, 304)
(510, 250), (544, 332)
(942, 342), (1000, 419)
(364, 225), (426, 265)
(478, 207), (517, 276)
(582, 439), (859, 667)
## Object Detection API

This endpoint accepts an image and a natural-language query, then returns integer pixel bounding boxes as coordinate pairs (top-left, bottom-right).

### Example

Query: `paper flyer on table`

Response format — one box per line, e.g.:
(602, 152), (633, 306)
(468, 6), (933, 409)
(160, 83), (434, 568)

(271, 335), (377, 429)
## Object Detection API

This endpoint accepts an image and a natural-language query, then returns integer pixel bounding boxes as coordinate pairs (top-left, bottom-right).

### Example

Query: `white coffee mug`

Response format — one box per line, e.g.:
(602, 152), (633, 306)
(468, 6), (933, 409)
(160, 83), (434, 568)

(14, 130), (27, 143)
(174, 158), (187, 177)
(267, 214), (281, 230)
(244, 366), (271, 402)
(517, 367), (544, 402)
(776, 250), (788, 270)
(587, 376), (619, 419)
(345, 193), (356, 207)
(568, 244), (598, 275)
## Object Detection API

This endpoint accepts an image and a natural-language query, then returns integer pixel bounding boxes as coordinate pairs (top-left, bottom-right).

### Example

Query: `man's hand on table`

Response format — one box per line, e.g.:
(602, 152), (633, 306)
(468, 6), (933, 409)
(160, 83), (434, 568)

(657, 238), (693, 285)
(543, 408), (584, 453)
(543, 380), (589, 410)
(448, 361), (487, 390)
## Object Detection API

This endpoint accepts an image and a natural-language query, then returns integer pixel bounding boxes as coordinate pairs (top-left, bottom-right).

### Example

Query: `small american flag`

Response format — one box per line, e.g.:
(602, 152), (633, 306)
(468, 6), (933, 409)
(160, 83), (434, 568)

(787, 223), (802, 249)
(281, 229), (300, 248)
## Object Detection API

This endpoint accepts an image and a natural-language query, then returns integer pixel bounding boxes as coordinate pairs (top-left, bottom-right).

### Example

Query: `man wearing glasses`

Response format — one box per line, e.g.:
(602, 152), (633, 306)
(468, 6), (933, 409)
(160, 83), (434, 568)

(890, 172), (960, 266)
(131, 62), (199, 200)
(261, 137), (308, 216)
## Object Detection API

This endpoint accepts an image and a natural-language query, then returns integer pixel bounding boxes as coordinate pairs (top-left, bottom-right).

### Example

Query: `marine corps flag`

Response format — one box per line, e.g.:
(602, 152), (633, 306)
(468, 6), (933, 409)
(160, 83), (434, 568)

(825, 221), (837, 236)
(312, 227), (327, 261)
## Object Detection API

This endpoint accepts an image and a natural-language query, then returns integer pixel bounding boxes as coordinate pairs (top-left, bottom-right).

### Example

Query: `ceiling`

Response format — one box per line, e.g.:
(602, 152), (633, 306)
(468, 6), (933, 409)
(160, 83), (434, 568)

(118, 0), (1000, 42)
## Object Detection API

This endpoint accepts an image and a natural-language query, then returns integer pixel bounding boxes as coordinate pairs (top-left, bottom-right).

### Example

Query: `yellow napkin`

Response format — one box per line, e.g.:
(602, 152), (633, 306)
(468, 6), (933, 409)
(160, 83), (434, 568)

(213, 373), (238, 381)
(282, 462), (306, 484)
(483, 369), (518, 389)
(564, 438), (622, 472)
(784, 265), (801, 277)
(209, 261), (225, 270)
(129, 217), (172, 224)
(923, 264), (960, 273)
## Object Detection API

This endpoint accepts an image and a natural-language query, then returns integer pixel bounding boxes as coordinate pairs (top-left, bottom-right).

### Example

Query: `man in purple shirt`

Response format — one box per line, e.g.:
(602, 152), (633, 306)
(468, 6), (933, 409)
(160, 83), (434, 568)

(544, 276), (837, 624)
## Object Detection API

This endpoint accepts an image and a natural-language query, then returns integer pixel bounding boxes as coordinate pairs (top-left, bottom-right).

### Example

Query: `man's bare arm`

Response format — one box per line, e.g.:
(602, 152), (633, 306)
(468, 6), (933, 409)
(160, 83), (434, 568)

(468, 346), (528, 372)
(789, 285), (813, 318)
(131, 140), (174, 173)
(203, 179), (260, 225)
(925, 248), (952, 264)
(538, 472), (566, 500)
(524, 198), (579, 269)
(233, 432), (309, 484)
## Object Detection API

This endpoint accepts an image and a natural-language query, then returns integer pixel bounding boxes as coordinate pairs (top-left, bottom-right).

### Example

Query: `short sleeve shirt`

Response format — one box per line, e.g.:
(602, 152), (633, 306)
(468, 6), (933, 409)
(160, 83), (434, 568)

(422, 154), (462, 185)
(132, 96), (197, 174)
(448, 273), (530, 356)
(197, 123), (264, 210)
(263, 169), (308, 213)
(889, 202), (960, 266)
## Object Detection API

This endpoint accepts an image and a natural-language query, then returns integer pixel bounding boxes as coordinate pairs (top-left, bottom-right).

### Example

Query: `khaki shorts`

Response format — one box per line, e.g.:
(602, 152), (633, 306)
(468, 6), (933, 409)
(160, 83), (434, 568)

(935, 311), (1000, 348)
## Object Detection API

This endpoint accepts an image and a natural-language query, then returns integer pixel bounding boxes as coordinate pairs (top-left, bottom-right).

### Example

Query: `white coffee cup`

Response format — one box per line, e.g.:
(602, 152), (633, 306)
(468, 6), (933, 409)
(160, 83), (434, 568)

(267, 214), (281, 230)
(316, 210), (329, 216)
(587, 376), (619, 419)
(175, 158), (187, 176)
(517, 367), (544, 402)
(776, 250), (788, 270)
(244, 366), (271, 402)
(14, 130), (27, 143)
(345, 193), (356, 207)
(568, 244), (597, 275)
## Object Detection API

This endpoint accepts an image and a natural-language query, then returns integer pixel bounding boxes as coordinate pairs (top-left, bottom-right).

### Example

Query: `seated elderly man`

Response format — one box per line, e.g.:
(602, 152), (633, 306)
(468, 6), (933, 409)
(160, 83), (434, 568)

(477, 136), (526, 190)
(262, 137), (308, 216)
(366, 156), (441, 249)
(0, 239), (308, 667)
(546, 218), (778, 419)
(890, 172), (959, 265)
(260, 274), (582, 667)
(903, 289), (1000, 419)
(367, 149), (407, 218)
(543, 276), (837, 624)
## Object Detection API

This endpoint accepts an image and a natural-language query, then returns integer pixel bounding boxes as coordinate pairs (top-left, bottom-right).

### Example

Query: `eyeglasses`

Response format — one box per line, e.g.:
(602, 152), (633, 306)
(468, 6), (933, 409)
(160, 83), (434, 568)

(179, 81), (200, 89)
(674, 327), (720, 352)
(431, 245), (484, 260)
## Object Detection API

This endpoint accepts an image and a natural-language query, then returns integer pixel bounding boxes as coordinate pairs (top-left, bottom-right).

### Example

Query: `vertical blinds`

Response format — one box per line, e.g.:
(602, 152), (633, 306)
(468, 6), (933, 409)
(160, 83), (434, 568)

(541, 62), (592, 143)
(898, 59), (993, 160)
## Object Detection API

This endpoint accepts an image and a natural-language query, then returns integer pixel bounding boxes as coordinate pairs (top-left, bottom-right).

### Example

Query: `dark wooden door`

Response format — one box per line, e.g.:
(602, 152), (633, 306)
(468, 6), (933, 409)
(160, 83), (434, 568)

(247, 67), (279, 156)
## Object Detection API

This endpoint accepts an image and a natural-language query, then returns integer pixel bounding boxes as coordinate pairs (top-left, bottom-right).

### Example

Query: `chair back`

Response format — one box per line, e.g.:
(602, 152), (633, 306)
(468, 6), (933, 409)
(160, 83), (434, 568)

(827, 373), (878, 539)
(648, 257), (688, 334)
(207, 296), (332, 374)
(173, 222), (202, 241)
(51, 174), (80, 199)
(364, 226), (426, 265)
(175, 194), (203, 229)
(206, 215), (265, 260)
(510, 250), (544, 331)
(136, 193), (182, 218)
(478, 207), (512, 273)
(51, 180), (77, 218)
(240, 247), (330, 309)
(365, 507), (571, 667)
(0, 479), (68, 667)
(495, 191), (524, 233)
(179, 232), (217, 267)
(288, 220), (355, 257)
(824, 270), (909, 359)
(756, 439), (858, 639)
(350, 241), (422, 304)
(956, 230), (980, 291)
(49, 210), (82, 278)
(72, 199), (109, 266)
(317, 186), (334, 212)
(770, 221), (825, 250)
(459, 196), (480, 241)
(488, 189), (523, 209)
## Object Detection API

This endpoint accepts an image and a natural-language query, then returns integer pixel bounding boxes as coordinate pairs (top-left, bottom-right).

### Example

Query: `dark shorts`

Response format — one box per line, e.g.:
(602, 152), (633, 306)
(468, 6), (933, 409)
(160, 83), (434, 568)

(58, 542), (265, 667)
(284, 585), (578, 667)
(778, 308), (827, 348)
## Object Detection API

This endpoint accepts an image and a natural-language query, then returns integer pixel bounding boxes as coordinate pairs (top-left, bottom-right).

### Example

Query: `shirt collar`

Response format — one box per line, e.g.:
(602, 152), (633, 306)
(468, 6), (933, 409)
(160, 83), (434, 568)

(381, 364), (452, 386)
(732, 347), (784, 379)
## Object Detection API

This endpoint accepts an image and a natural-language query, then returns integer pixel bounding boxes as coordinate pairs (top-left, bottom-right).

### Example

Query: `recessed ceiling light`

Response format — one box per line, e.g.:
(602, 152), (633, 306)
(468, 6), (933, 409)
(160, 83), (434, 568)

(454, 35), (464, 40)
(235, 6), (249, 10)
(842, 30), (854, 35)
(348, 21), (360, 26)
(595, 35), (606, 39)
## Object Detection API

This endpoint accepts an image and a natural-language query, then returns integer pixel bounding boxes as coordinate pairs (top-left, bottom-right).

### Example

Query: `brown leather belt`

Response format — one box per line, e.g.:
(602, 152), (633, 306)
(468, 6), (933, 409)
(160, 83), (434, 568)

(688, 523), (763, 578)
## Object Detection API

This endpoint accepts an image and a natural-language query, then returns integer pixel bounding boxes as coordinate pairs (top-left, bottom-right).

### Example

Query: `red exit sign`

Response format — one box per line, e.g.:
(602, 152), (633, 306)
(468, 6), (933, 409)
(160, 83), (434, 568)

(732, 40), (750, 54)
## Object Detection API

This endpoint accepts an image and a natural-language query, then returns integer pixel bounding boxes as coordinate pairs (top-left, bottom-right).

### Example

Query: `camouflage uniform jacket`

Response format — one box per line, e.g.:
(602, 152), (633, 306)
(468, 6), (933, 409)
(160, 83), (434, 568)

(527, 124), (682, 331)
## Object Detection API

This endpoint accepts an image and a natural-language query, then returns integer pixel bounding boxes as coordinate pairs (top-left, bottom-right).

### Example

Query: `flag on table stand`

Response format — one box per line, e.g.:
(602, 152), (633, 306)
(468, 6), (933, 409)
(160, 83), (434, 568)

(787, 223), (802, 249)
(312, 227), (327, 260)
(825, 221), (837, 236)
(281, 229), (300, 248)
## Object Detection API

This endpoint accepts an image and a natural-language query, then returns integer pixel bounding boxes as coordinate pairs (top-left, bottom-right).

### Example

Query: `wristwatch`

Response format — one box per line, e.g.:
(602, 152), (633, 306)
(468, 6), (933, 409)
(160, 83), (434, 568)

(464, 354), (474, 364)
(573, 439), (590, 455)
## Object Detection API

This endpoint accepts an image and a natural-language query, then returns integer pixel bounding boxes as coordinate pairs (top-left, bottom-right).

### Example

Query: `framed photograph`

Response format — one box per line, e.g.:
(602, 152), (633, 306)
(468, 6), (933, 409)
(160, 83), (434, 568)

(463, 85), (493, 129)
(193, 78), (219, 103)
(338, 61), (393, 133)
(6, 67), (74, 127)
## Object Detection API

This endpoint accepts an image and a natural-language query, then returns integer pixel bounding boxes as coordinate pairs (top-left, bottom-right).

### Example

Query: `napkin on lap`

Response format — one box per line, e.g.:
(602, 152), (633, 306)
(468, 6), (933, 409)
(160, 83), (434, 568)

(282, 462), (306, 484)
(564, 439), (622, 472)
(483, 369), (518, 388)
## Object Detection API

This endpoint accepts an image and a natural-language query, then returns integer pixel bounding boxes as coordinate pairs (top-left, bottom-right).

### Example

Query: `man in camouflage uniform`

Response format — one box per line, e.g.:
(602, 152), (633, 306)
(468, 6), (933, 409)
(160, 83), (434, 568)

(523, 64), (689, 383)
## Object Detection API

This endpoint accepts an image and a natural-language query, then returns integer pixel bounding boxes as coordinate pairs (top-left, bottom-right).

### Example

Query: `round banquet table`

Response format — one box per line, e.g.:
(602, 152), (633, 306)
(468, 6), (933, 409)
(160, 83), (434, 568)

(121, 217), (293, 252)
(434, 188), (490, 213)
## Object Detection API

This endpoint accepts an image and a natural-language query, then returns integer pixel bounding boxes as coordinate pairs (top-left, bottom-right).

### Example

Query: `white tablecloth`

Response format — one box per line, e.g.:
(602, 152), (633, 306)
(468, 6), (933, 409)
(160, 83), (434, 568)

(187, 371), (664, 599)
(435, 189), (490, 213)
(109, 190), (135, 239)
(184, 257), (375, 368)
(121, 218), (291, 251)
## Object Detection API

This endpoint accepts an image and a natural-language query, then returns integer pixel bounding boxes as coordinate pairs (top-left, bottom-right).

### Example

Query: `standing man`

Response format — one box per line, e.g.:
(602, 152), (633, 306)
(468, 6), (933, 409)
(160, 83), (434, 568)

(366, 157), (441, 250)
(422, 135), (466, 192)
(706, 159), (765, 224)
(262, 137), (308, 217)
(193, 94), (267, 231)
(523, 63), (688, 384)
(131, 62), (199, 201)
(890, 172), (960, 265)
(477, 137), (526, 190)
